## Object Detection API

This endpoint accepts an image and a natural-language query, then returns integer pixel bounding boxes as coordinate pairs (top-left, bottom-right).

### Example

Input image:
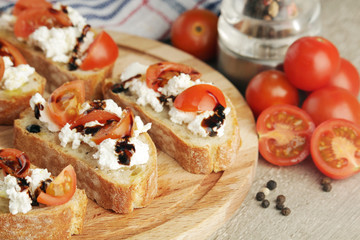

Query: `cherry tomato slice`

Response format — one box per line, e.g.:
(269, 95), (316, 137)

(257, 104), (315, 166)
(80, 31), (119, 71)
(13, 0), (52, 16)
(311, 119), (360, 179)
(174, 84), (226, 112)
(48, 80), (86, 128)
(146, 62), (201, 91)
(14, 7), (72, 38)
(0, 148), (30, 178)
(92, 108), (134, 145)
(0, 57), (4, 80)
(69, 110), (120, 129)
(0, 39), (27, 66)
(37, 165), (77, 206)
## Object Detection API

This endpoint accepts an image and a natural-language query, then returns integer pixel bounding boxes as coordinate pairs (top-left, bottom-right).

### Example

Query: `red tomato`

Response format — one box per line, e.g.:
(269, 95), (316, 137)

(245, 70), (299, 117)
(302, 86), (360, 126)
(146, 62), (201, 91)
(284, 36), (340, 91)
(310, 119), (360, 179)
(0, 57), (4, 80)
(92, 108), (134, 145)
(37, 165), (77, 206)
(171, 9), (218, 61)
(13, 0), (52, 16)
(174, 84), (226, 112)
(47, 80), (86, 128)
(80, 31), (119, 71)
(0, 148), (30, 178)
(70, 110), (120, 129)
(0, 39), (27, 66)
(257, 104), (315, 166)
(326, 58), (360, 97)
(14, 7), (72, 38)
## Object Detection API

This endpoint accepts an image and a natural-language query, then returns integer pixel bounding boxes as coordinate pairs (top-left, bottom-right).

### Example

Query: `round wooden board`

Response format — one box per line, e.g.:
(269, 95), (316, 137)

(0, 32), (258, 239)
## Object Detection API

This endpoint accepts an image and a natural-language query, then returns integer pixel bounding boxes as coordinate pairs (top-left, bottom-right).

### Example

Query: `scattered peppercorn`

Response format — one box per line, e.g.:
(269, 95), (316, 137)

(260, 187), (270, 196)
(322, 183), (332, 192)
(261, 199), (270, 208)
(26, 124), (41, 133)
(281, 207), (291, 216)
(276, 195), (286, 205)
(256, 191), (265, 201)
(266, 180), (277, 190)
(320, 177), (332, 185)
(276, 203), (284, 210)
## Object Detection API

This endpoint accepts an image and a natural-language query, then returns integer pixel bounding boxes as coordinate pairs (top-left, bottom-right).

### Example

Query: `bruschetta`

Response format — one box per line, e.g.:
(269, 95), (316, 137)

(103, 61), (241, 174)
(0, 0), (118, 100)
(0, 39), (45, 125)
(13, 80), (157, 213)
(0, 148), (87, 239)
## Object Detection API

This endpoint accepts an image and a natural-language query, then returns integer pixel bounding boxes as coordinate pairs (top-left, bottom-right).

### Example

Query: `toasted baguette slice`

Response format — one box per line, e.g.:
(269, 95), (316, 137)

(0, 72), (45, 125)
(0, 167), (88, 240)
(13, 108), (158, 213)
(0, 29), (114, 100)
(103, 78), (241, 174)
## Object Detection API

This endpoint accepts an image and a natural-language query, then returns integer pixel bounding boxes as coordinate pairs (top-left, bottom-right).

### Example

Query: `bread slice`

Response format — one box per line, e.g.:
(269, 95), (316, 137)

(0, 29), (113, 100)
(103, 78), (241, 174)
(13, 108), (158, 213)
(0, 71), (45, 125)
(0, 165), (88, 240)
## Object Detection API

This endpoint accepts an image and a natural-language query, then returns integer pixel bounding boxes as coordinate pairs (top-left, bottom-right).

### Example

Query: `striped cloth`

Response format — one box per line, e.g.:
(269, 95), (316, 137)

(0, 0), (221, 40)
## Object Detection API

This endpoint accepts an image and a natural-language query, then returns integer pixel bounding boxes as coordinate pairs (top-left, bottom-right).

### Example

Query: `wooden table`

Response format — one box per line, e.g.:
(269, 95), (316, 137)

(209, 0), (360, 239)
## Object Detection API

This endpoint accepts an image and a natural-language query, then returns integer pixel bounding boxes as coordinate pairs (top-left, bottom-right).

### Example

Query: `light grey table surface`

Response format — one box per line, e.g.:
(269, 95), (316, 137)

(210, 0), (360, 239)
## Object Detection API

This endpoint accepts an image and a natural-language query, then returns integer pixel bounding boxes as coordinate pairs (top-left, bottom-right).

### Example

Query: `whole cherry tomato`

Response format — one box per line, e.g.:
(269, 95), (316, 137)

(302, 86), (360, 126)
(171, 9), (218, 61)
(326, 58), (360, 97)
(257, 104), (315, 166)
(245, 70), (299, 117)
(311, 119), (360, 179)
(284, 36), (340, 91)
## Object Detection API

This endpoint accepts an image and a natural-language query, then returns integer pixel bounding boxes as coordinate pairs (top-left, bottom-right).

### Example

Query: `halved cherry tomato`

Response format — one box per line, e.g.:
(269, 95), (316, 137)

(80, 31), (119, 71)
(0, 39), (27, 66)
(14, 7), (72, 38)
(70, 110), (120, 129)
(146, 62), (201, 91)
(37, 165), (76, 206)
(257, 104), (315, 166)
(13, 0), (52, 16)
(92, 108), (134, 145)
(0, 57), (4, 80)
(0, 148), (30, 178)
(48, 80), (86, 128)
(310, 119), (360, 179)
(174, 84), (226, 112)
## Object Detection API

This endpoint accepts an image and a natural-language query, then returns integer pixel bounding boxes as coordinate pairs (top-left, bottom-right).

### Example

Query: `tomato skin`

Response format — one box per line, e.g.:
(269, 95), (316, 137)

(0, 39), (27, 66)
(310, 119), (360, 179)
(70, 110), (120, 129)
(0, 148), (30, 178)
(37, 165), (77, 206)
(174, 84), (226, 112)
(80, 31), (119, 71)
(284, 36), (340, 91)
(245, 70), (299, 117)
(257, 104), (315, 166)
(171, 9), (218, 61)
(0, 57), (4, 80)
(47, 80), (86, 128)
(146, 62), (201, 91)
(326, 58), (360, 97)
(302, 86), (360, 126)
(13, 0), (52, 16)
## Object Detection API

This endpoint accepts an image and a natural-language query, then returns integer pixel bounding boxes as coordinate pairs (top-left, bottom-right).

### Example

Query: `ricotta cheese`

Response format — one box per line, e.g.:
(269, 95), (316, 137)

(4, 175), (32, 215)
(1, 56), (35, 91)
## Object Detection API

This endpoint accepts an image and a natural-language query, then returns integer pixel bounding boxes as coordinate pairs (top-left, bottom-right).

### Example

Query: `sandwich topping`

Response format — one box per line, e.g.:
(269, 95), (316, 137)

(112, 62), (230, 137)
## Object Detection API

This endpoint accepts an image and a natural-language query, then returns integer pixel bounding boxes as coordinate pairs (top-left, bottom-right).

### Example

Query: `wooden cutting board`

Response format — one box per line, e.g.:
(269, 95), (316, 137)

(0, 32), (258, 239)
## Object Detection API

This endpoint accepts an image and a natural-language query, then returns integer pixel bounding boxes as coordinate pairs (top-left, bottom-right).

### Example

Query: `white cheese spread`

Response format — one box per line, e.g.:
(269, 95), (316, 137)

(1, 56), (35, 91)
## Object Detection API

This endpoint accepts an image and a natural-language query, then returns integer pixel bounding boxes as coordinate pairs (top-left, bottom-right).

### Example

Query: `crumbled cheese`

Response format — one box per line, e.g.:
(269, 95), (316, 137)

(4, 175), (32, 215)
(29, 93), (60, 132)
(25, 168), (52, 197)
(128, 80), (163, 112)
(59, 123), (95, 149)
(158, 73), (203, 96)
(103, 99), (124, 118)
(134, 116), (152, 137)
(120, 62), (148, 81)
(1, 56), (35, 91)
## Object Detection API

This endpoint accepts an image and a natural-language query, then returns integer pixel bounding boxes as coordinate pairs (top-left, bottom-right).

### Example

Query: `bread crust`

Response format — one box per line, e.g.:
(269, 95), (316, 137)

(0, 188), (88, 240)
(0, 30), (114, 100)
(13, 109), (158, 214)
(0, 72), (45, 125)
(103, 78), (241, 174)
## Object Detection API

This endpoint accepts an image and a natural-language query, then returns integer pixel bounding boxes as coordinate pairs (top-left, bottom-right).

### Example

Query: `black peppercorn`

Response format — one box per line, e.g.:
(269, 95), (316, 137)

(276, 194), (286, 205)
(256, 191), (265, 201)
(266, 180), (277, 190)
(276, 203), (284, 210)
(281, 207), (291, 216)
(322, 183), (332, 192)
(320, 177), (332, 186)
(261, 199), (270, 208)
(26, 124), (41, 133)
